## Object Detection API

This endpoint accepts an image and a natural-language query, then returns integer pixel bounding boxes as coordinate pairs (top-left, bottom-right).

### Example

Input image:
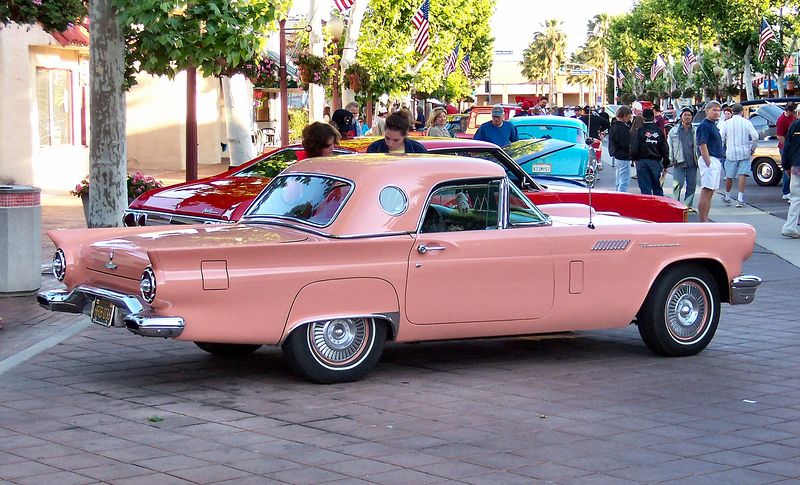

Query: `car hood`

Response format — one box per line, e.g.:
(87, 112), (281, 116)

(75, 224), (309, 280)
(130, 176), (268, 220)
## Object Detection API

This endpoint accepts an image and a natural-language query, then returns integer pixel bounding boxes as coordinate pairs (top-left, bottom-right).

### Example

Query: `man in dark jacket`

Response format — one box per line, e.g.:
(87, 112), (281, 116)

(630, 108), (670, 196)
(608, 105), (633, 192)
(366, 112), (427, 154)
(579, 105), (610, 140)
(781, 116), (800, 237)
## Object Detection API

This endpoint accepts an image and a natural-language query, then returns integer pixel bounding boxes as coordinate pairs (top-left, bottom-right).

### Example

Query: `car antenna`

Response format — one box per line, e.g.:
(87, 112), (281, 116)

(584, 171), (596, 229)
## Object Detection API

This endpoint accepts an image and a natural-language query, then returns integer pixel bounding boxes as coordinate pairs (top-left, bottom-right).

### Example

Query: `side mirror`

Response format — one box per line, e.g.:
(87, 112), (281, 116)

(584, 172), (597, 186)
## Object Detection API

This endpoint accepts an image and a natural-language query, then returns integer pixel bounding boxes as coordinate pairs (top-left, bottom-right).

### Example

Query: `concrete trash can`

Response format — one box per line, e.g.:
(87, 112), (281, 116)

(0, 185), (42, 295)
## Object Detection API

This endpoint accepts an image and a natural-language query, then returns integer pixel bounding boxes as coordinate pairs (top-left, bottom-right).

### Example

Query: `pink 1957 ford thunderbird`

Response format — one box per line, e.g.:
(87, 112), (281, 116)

(39, 154), (761, 383)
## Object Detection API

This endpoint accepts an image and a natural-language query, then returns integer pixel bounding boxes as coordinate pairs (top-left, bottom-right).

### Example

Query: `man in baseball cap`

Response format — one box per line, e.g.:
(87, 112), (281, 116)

(474, 105), (519, 146)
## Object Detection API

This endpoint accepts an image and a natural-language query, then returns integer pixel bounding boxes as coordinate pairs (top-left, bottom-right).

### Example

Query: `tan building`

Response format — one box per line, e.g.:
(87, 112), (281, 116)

(0, 22), (229, 192)
(475, 54), (605, 108)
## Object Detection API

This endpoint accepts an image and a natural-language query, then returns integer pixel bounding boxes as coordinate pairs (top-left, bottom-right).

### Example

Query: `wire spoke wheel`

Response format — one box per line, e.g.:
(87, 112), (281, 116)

(307, 318), (370, 369)
(665, 279), (710, 344)
(283, 317), (386, 383)
(638, 265), (720, 357)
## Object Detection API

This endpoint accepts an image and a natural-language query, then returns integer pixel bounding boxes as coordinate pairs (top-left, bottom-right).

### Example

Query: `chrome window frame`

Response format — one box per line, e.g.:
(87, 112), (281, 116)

(505, 182), (551, 228)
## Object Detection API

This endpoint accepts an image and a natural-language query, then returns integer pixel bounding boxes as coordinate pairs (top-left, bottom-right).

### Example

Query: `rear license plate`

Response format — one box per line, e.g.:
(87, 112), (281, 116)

(531, 163), (551, 173)
(91, 298), (116, 327)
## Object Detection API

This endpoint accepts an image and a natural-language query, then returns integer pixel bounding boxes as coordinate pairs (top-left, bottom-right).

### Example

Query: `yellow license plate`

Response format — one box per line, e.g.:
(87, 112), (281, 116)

(91, 298), (116, 327)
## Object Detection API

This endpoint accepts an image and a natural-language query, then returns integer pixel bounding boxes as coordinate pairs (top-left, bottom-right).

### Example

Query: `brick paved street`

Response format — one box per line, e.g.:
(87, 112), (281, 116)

(1, 164), (800, 484)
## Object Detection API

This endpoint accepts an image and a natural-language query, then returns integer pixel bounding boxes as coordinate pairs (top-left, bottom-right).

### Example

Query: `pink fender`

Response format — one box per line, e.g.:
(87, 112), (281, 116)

(284, 278), (400, 341)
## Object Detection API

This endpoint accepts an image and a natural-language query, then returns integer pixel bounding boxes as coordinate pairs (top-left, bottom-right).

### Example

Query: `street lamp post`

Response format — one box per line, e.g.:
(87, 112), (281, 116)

(326, 15), (345, 111)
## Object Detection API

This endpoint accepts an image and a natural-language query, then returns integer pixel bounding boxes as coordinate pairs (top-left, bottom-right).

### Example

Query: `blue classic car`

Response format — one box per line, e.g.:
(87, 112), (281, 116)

(508, 115), (595, 181)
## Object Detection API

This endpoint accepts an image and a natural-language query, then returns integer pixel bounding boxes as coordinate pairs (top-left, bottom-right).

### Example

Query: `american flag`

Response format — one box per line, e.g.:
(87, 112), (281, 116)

(650, 54), (666, 81)
(333, 0), (354, 13)
(460, 53), (471, 78)
(616, 67), (625, 87)
(634, 66), (644, 81)
(444, 44), (459, 76)
(412, 0), (430, 55)
(759, 18), (777, 62)
(682, 47), (698, 76)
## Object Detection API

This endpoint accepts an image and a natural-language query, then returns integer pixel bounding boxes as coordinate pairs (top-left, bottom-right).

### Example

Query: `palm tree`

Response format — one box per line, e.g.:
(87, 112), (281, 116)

(537, 19), (567, 102)
(586, 13), (611, 104)
(520, 42), (548, 96)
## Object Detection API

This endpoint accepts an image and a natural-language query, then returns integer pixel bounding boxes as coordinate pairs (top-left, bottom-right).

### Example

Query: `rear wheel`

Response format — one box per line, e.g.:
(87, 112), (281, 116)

(752, 158), (781, 186)
(282, 318), (386, 384)
(194, 342), (262, 356)
(637, 265), (720, 357)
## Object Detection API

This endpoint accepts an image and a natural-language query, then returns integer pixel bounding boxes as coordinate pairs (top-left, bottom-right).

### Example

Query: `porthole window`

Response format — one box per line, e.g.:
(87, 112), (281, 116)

(379, 186), (408, 216)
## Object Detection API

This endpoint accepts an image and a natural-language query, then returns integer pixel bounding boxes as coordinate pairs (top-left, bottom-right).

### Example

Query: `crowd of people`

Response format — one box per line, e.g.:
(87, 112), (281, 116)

(297, 96), (800, 234)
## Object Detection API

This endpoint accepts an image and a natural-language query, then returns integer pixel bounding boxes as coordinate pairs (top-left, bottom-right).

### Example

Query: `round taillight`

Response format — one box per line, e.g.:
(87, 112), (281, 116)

(137, 213), (147, 227)
(123, 212), (136, 227)
(140, 266), (156, 303)
(52, 249), (66, 281)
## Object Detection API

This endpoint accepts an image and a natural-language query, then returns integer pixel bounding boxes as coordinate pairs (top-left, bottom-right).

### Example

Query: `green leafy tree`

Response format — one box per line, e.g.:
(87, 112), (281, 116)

(356, 0), (494, 103)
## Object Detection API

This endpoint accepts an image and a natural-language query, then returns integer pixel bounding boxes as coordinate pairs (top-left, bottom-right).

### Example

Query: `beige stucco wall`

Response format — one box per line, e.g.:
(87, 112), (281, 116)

(1, 24), (226, 192)
(0, 23), (89, 190)
(127, 71), (224, 171)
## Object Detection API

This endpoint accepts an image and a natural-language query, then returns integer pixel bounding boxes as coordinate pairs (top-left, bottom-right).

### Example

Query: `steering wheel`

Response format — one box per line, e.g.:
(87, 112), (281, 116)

(421, 206), (444, 233)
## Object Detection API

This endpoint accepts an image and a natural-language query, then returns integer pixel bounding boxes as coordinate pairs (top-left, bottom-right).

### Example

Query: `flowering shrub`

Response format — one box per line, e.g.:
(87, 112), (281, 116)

(295, 51), (330, 89)
(71, 172), (164, 199)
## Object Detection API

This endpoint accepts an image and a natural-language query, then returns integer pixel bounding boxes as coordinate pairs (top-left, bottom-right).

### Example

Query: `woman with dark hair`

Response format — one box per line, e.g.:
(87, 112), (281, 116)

(299, 122), (341, 160)
(366, 112), (427, 153)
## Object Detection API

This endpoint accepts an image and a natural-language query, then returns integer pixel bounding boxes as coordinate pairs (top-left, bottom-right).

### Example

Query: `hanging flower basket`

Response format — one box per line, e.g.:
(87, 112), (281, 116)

(225, 55), (279, 88)
(344, 63), (370, 93)
(294, 52), (330, 90)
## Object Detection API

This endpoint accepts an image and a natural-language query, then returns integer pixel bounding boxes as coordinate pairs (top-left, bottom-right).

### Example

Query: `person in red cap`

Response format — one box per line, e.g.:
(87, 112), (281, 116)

(517, 101), (532, 117)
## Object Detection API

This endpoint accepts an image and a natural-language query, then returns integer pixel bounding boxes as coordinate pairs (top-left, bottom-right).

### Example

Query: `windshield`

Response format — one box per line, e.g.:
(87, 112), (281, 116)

(248, 175), (353, 227)
(234, 149), (301, 178)
(754, 104), (781, 124)
(504, 140), (549, 160)
(516, 125), (584, 144)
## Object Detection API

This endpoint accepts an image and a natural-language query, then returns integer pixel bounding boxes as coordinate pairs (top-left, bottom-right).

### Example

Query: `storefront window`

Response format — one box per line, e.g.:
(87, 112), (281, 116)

(36, 68), (73, 146)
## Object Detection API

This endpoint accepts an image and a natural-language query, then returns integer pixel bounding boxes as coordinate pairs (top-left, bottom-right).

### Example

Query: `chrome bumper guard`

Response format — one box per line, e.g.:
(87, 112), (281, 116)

(730, 275), (761, 305)
(37, 286), (184, 338)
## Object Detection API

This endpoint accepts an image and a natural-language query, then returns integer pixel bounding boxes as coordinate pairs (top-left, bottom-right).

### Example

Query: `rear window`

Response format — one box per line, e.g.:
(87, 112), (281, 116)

(248, 175), (353, 227)
(234, 149), (300, 178)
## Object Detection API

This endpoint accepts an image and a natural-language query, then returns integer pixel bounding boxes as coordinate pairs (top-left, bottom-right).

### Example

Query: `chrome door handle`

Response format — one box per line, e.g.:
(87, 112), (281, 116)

(417, 244), (445, 254)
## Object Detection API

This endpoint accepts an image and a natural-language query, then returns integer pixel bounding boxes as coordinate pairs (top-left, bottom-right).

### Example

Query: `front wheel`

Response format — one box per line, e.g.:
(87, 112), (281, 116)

(637, 265), (720, 357)
(752, 158), (782, 186)
(282, 318), (386, 384)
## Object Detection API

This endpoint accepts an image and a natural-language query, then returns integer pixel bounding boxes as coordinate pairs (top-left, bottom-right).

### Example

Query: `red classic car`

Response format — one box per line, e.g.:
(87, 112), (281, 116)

(41, 154), (760, 383)
(125, 138), (689, 227)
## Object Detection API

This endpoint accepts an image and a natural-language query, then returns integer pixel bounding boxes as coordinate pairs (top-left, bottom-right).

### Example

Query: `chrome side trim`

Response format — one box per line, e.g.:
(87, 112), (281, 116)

(124, 209), (224, 226)
(730, 275), (761, 305)
(124, 313), (185, 338)
(283, 312), (400, 343)
(592, 239), (631, 251)
(38, 285), (145, 316)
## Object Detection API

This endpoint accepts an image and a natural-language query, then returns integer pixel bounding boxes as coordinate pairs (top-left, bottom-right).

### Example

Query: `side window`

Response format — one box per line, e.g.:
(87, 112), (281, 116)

(421, 180), (500, 233)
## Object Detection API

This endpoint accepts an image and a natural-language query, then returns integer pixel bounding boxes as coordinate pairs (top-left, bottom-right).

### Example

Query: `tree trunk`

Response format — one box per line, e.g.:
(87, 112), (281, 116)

(88, 0), (127, 228)
(777, 62), (786, 98)
(743, 45), (754, 100)
(725, 68), (733, 103)
(221, 75), (256, 166)
(340, 0), (368, 107)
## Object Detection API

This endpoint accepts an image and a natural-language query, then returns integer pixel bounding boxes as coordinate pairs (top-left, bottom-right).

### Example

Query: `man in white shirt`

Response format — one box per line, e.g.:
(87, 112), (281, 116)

(720, 103), (758, 207)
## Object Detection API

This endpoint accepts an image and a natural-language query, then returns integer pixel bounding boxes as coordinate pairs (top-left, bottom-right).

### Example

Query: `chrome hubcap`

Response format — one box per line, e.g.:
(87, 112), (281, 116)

(759, 164), (773, 181)
(309, 318), (368, 367)
(666, 280), (709, 342)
